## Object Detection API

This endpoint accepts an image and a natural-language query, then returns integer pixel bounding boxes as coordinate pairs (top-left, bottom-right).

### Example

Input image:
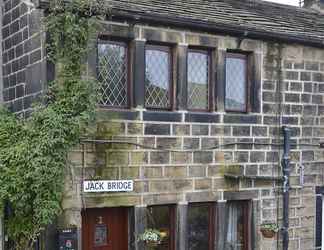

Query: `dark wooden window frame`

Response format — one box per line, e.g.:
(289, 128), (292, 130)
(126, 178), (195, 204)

(97, 39), (132, 109)
(147, 204), (176, 250)
(188, 202), (216, 250)
(225, 52), (251, 113)
(225, 200), (251, 250)
(144, 44), (174, 110)
(187, 49), (213, 112)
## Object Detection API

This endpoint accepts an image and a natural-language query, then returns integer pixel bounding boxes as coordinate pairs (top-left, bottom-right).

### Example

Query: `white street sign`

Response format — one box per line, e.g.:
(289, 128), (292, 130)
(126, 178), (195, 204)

(83, 180), (134, 193)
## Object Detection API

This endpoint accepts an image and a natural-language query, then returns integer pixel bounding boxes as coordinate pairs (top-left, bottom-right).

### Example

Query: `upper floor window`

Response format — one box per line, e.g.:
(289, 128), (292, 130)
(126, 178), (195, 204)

(145, 45), (172, 109)
(97, 40), (128, 107)
(225, 53), (248, 112)
(187, 50), (210, 111)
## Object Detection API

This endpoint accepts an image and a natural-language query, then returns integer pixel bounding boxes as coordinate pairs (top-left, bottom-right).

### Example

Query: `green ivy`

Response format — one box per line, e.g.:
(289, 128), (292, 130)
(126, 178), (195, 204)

(0, 0), (107, 249)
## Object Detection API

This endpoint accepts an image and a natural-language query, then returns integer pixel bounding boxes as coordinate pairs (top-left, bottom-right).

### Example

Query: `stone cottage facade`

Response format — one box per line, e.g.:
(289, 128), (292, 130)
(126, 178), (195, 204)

(2, 0), (324, 249)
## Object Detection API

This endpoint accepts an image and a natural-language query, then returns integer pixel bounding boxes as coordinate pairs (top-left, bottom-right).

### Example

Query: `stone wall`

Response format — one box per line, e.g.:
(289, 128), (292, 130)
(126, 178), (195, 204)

(59, 22), (324, 250)
(1, 0), (46, 116)
(1, 9), (323, 248)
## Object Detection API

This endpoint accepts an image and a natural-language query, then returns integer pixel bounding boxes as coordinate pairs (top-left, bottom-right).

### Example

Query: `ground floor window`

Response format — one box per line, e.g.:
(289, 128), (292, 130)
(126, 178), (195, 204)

(147, 205), (176, 250)
(188, 203), (215, 250)
(225, 201), (250, 250)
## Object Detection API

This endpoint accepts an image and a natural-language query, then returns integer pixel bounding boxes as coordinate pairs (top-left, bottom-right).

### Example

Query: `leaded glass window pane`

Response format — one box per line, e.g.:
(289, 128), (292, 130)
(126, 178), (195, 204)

(145, 47), (171, 109)
(225, 54), (247, 112)
(188, 51), (209, 110)
(188, 204), (210, 250)
(97, 42), (128, 107)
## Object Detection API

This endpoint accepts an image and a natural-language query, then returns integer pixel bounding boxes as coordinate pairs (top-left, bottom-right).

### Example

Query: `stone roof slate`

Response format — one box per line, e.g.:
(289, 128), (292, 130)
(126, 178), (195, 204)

(106, 0), (324, 46)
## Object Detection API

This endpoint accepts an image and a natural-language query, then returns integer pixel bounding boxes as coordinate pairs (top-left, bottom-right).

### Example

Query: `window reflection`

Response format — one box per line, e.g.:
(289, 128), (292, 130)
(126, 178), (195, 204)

(187, 51), (209, 110)
(225, 54), (247, 112)
(145, 47), (171, 109)
(97, 42), (128, 107)
(188, 204), (211, 250)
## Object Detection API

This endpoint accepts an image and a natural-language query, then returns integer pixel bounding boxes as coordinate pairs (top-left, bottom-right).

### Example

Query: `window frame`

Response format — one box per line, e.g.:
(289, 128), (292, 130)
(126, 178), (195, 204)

(96, 39), (131, 109)
(147, 204), (176, 250)
(144, 44), (174, 110)
(224, 52), (250, 113)
(187, 49), (212, 112)
(187, 202), (215, 250)
(225, 200), (251, 250)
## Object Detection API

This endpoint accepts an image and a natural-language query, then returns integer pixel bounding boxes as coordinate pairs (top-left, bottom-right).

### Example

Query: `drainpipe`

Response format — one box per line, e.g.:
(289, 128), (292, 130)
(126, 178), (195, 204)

(282, 126), (291, 250)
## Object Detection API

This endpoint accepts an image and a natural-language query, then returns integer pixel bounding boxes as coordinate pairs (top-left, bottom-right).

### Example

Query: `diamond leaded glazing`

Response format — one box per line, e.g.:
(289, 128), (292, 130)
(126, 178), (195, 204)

(187, 51), (209, 110)
(145, 48), (171, 109)
(225, 54), (247, 112)
(97, 42), (128, 107)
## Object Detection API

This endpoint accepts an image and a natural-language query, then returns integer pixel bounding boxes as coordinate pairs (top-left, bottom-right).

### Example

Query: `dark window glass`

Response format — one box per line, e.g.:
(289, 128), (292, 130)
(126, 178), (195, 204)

(97, 41), (128, 107)
(225, 201), (249, 250)
(187, 51), (209, 110)
(225, 53), (247, 112)
(188, 203), (214, 250)
(145, 46), (172, 109)
(147, 205), (174, 250)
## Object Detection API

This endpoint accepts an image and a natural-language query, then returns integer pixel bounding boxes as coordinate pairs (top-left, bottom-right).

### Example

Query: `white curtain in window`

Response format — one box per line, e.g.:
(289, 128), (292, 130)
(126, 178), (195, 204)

(225, 203), (243, 250)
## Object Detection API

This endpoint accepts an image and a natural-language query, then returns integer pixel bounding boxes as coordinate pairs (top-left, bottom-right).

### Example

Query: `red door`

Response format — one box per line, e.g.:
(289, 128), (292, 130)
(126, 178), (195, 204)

(82, 208), (128, 250)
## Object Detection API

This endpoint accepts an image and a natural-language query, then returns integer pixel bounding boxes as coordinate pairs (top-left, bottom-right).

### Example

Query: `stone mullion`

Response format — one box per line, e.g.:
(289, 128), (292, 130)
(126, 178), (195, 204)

(176, 203), (188, 250)
(177, 44), (188, 111)
(133, 39), (146, 108)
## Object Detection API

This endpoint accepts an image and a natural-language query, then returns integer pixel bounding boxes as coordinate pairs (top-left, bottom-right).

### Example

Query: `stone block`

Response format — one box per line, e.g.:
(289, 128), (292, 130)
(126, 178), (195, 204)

(130, 152), (148, 165)
(143, 193), (183, 205)
(150, 151), (170, 164)
(171, 152), (192, 164)
(173, 179), (193, 191)
(234, 151), (249, 163)
(250, 152), (265, 163)
(201, 138), (219, 149)
(85, 195), (141, 207)
(120, 167), (140, 178)
(107, 151), (129, 165)
(188, 166), (206, 177)
(194, 178), (212, 190)
(192, 124), (209, 135)
(252, 126), (268, 137)
(145, 123), (170, 135)
(133, 181), (149, 193)
(156, 137), (181, 149)
(143, 166), (163, 179)
(164, 166), (187, 178)
(193, 151), (213, 164)
(127, 123), (143, 135)
(172, 124), (190, 136)
(186, 191), (219, 203)
(233, 126), (250, 136)
(183, 137), (200, 150)
(210, 125), (231, 136)
(285, 71), (299, 80)
(149, 180), (173, 192)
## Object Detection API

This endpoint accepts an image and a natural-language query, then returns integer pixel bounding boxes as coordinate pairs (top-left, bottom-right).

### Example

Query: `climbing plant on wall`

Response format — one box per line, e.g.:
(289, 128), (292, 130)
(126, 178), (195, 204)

(0, 0), (108, 249)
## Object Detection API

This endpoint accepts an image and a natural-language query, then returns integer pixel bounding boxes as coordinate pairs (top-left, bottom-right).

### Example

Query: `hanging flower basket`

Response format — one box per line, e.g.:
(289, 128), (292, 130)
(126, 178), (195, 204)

(138, 229), (166, 248)
(260, 223), (279, 238)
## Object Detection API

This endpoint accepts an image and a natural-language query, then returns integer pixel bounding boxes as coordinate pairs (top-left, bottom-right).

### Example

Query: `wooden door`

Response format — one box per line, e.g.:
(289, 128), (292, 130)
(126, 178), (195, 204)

(82, 208), (128, 250)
